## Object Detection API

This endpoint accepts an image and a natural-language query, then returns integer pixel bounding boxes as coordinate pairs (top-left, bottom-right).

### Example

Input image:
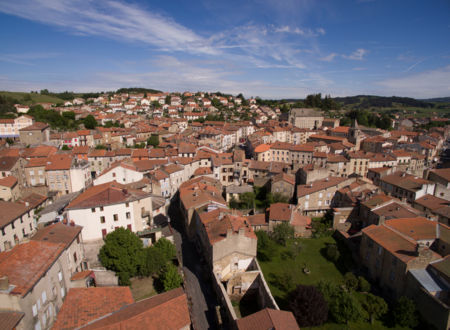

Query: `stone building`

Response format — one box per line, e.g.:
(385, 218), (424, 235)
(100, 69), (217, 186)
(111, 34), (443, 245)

(18, 122), (50, 145)
(288, 108), (323, 130)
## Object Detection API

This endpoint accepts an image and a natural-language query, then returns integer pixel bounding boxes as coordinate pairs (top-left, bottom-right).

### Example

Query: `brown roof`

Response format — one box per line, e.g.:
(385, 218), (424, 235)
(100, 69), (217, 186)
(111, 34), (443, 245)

(429, 168), (450, 183)
(269, 203), (293, 222)
(0, 201), (32, 229)
(414, 194), (450, 211)
(0, 156), (19, 171)
(0, 175), (17, 188)
(81, 287), (190, 330)
(52, 287), (134, 329)
(71, 270), (94, 281)
(385, 217), (442, 241)
(246, 213), (267, 226)
(31, 222), (82, 248)
(0, 311), (24, 330)
(362, 193), (393, 209)
(0, 240), (65, 296)
(297, 177), (350, 198)
(19, 121), (49, 131)
(237, 308), (299, 330)
(202, 213), (256, 245)
(381, 171), (431, 192)
(272, 172), (295, 185)
(45, 154), (73, 171)
(67, 181), (150, 209)
(372, 201), (421, 219)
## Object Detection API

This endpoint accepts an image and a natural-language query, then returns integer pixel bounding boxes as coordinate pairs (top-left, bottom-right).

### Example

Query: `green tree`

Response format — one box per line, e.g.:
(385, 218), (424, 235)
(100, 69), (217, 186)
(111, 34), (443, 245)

(358, 276), (371, 292)
(147, 135), (159, 148)
(160, 263), (183, 292)
(62, 111), (75, 121)
(165, 95), (171, 104)
(271, 222), (295, 246)
(361, 293), (388, 324)
(140, 246), (166, 276)
(84, 115), (97, 129)
(153, 238), (177, 261)
(391, 296), (418, 328)
(344, 272), (359, 291)
(256, 230), (276, 261)
(239, 192), (255, 209)
(288, 285), (328, 327)
(61, 145), (71, 150)
(99, 228), (145, 285)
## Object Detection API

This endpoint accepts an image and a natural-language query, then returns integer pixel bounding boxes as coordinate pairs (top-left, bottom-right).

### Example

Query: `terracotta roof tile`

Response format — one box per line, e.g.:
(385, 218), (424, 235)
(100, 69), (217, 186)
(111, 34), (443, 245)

(52, 287), (134, 329)
(81, 287), (190, 330)
(237, 308), (299, 330)
(0, 175), (17, 188)
(0, 240), (65, 296)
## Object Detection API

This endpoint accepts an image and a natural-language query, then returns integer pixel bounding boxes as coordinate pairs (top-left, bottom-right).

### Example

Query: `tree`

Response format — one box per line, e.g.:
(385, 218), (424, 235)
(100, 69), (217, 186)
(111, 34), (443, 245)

(153, 238), (177, 261)
(160, 263), (183, 292)
(271, 222), (295, 246)
(344, 272), (359, 291)
(361, 293), (388, 324)
(358, 276), (371, 292)
(288, 285), (328, 327)
(61, 145), (71, 150)
(239, 192), (255, 209)
(84, 115), (97, 129)
(325, 244), (340, 262)
(140, 246), (166, 276)
(147, 135), (159, 148)
(62, 111), (75, 121)
(99, 228), (145, 285)
(165, 95), (171, 105)
(256, 231), (276, 261)
(391, 296), (418, 328)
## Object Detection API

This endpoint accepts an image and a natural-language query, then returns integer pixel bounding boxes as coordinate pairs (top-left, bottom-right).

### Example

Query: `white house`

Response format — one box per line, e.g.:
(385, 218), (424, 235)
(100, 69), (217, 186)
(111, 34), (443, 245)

(66, 182), (154, 241)
(93, 161), (144, 186)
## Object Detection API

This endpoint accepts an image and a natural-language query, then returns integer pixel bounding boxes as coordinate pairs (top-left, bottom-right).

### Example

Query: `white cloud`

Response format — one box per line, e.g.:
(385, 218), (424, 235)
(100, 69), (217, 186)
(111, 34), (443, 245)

(0, 0), (216, 55)
(273, 25), (325, 37)
(320, 53), (338, 62)
(343, 48), (368, 60)
(0, 52), (61, 65)
(377, 65), (450, 98)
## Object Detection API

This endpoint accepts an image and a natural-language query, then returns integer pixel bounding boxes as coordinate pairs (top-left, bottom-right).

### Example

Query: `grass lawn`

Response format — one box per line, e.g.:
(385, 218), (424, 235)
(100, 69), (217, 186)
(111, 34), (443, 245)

(259, 236), (349, 303)
(130, 276), (157, 301)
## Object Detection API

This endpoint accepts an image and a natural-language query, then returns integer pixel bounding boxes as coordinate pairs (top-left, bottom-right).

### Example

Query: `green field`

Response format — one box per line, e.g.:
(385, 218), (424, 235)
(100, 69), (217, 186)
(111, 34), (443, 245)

(0, 91), (65, 105)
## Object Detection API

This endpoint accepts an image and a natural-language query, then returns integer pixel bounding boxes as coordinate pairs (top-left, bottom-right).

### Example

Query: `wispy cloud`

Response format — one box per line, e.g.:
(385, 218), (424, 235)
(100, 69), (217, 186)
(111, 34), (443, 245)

(0, 0), (216, 55)
(0, 52), (61, 65)
(343, 48), (368, 60)
(377, 65), (450, 98)
(320, 53), (338, 62)
(273, 25), (326, 37)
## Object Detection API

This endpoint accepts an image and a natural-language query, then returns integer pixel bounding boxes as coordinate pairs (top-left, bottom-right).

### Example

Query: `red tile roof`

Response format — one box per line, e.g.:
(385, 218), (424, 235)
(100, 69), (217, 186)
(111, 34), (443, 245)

(0, 175), (17, 188)
(52, 287), (134, 329)
(67, 181), (150, 209)
(237, 308), (299, 330)
(81, 287), (190, 330)
(0, 240), (65, 296)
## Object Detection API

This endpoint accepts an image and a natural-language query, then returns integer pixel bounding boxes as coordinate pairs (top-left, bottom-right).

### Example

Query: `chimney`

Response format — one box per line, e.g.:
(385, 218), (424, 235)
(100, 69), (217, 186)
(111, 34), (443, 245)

(0, 276), (9, 290)
(379, 216), (386, 225)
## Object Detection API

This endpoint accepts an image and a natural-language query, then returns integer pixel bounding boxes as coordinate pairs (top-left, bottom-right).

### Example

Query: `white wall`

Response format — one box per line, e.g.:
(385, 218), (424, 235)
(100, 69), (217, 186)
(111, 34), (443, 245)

(93, 167), (143, 186)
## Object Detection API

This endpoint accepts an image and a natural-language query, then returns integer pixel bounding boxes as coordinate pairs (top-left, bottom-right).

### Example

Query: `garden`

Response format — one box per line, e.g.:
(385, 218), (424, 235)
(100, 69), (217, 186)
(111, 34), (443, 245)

(257, 223), (420, 329)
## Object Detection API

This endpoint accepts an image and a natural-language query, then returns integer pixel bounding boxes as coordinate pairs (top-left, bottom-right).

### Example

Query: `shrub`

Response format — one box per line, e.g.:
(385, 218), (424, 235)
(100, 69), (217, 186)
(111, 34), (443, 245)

(344, 272), (359, 291)
(358, 276), (371, 292)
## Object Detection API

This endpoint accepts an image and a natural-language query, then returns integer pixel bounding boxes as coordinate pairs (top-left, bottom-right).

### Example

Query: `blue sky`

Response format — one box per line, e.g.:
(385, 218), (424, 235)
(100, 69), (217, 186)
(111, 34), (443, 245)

(0, 0), (449, 98)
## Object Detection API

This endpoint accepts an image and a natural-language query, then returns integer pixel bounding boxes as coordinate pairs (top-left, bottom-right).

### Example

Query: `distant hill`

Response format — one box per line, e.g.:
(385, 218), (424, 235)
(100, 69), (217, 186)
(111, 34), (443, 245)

(332, 95), (434, 108)
(0, 91), (65, 105)
(116, 87), (162, 94)
(420, 97), (450, 103)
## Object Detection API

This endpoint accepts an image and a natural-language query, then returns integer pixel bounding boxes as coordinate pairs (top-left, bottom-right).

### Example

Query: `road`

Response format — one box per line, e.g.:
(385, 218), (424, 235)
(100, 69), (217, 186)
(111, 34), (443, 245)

(169, 198), (220, 330)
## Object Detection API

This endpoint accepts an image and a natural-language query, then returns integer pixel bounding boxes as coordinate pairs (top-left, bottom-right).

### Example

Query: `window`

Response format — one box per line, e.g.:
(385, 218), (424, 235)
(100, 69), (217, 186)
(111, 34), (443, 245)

(112, 173), (116, 177)
(58, 271), (62, 282)
(73, 252), (77, 262)
(113, 214), (118, 221)
(100, 206), (104, 211)
(125, 202), (129, 207)
(32, 304), (37, 316)
(378, 246), (382, 255)
(37, 298), (41, 310)
(60, 287), (65, 298)
(102, 229), (107, 238)
(100, 216), (105, 224)
(126, 212), (131, 219)
(91, 208), (96, 213)
(34, 320), (41, 330)
(42, 291), (47, 303)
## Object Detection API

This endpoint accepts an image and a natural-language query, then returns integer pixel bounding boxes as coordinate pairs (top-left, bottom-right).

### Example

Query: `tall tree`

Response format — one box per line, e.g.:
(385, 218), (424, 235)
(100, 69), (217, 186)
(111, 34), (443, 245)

(288, 285), (328, 327)
(160, 263), (183, 292)
(84, 115), (97, 129)
(99, 228), (144, 285)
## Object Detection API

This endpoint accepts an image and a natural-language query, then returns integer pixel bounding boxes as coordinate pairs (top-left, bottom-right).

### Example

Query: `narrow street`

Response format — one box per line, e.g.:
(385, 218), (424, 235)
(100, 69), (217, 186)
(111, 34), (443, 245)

(169, 198), (220, 330)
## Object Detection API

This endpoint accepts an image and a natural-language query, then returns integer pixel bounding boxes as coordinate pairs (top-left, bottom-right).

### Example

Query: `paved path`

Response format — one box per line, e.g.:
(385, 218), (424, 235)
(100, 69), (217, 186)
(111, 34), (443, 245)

(170, 200), (219, 330)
